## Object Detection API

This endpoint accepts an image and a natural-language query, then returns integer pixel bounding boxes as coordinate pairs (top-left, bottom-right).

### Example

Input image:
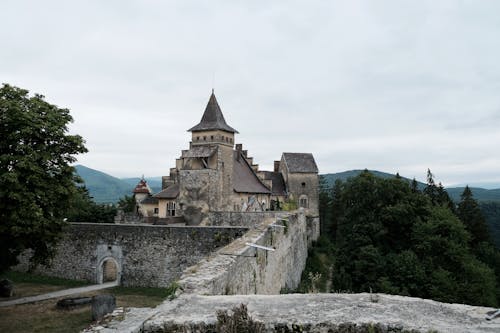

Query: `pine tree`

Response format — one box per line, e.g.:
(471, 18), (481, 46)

(457, 186), (491, 247)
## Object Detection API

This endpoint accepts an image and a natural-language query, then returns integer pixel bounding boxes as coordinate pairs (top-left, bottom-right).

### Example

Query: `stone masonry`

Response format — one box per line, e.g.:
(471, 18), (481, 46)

(15, 223), (246, 287)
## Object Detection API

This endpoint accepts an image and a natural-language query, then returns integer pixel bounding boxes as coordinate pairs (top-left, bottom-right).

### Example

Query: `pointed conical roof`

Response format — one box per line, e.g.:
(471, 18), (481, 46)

(133, 178), (152, 194)
(188, 91), (239, 133)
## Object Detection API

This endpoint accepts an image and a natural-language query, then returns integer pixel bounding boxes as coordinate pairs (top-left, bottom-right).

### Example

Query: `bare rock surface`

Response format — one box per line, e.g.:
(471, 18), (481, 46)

(145, 293), (500, 333)
(84, 293), (500, 332)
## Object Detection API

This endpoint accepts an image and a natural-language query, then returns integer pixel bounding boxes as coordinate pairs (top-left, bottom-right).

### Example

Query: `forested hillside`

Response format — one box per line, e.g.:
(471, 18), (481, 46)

(74, 165), (161, 203)
(322, 170), (500, 248)
(300, 170), (500, 308)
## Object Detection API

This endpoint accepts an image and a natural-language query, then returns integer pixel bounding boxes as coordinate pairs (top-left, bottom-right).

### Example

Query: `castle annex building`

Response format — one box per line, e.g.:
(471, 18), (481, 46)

(133, 92), (319, 225)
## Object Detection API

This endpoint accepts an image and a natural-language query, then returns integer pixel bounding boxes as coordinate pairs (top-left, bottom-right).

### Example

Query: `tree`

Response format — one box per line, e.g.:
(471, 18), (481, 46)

(0, 84), (87, 273)
(457, 186), (491, 248)
(423, 169), (454, 212)
(330, 171), (498, 306)
(118, 195), (136, 213)
(63, 186), (117, 223)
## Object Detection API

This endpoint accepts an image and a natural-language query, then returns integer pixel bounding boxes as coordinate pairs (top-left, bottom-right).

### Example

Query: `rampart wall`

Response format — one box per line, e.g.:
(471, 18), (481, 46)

(15, 223), (246, 287)
(206, 211), (288, 227)
(178, 210), (319, 295)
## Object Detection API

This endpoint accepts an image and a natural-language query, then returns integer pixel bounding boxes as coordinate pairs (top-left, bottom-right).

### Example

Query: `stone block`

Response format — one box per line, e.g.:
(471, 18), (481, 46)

(0, 279), (14, 297)
(92, 294), (116, 321)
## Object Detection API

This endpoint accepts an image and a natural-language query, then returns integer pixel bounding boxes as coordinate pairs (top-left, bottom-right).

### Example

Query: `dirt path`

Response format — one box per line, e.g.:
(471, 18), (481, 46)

(0, 281), (119, 307)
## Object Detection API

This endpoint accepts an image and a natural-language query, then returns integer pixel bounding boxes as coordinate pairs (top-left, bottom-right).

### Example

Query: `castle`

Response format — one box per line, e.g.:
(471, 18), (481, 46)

(132, 91), (319, 225)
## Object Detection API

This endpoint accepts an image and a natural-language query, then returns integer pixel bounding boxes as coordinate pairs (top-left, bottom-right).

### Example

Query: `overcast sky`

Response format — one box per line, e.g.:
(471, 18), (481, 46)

(2, 1), (500, 187)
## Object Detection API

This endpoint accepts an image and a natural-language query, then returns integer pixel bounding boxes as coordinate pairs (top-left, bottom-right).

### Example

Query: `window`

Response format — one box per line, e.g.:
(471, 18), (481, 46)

(196, 136), (200, 141)
(203, 136), (206, 141)
(221, 135), (225, 141)
(299, 195), (308, 208)
(154, 208), (159, 214)
(211, 135), (214, 140)
(167, 202), (176, 216)
(230, 138), (233, 143)
(301, 182), (306, 188)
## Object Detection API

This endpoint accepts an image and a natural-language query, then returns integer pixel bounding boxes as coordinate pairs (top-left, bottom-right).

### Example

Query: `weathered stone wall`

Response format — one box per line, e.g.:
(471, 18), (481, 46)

(207, 211), (288, 227)
(177, 210), (319, 295)
(15, 223), (246, 287)
(178, 169), (218, 225)
(286, 173), (319, 216)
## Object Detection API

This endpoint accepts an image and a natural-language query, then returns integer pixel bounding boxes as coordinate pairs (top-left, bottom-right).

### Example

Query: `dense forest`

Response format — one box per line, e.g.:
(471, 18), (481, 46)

(299, 170), (500, 307)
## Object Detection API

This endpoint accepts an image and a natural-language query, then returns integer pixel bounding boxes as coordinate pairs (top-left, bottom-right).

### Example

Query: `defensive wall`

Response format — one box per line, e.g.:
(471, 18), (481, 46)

(15, 223), (247, 287)
(179, 210), (319, 295)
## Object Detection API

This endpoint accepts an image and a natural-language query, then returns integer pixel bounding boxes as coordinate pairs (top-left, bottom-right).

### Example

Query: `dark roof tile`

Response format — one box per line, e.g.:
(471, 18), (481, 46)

(233, 152), (271, 194)
(261, 171), (287, 196)
(282, 153), (318, 173)
(140, 196), (159, 205)
(188, 92), (238, 133)
(154, 183), (180, 199)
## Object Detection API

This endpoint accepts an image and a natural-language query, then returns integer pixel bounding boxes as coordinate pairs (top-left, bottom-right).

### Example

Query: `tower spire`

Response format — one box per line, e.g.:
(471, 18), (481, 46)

(187, 91), (239, 133)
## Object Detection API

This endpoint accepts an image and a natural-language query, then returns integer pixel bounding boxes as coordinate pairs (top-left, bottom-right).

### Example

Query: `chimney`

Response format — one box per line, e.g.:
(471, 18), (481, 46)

(274, 161), (280, 172)
(236, 144), (242, 161)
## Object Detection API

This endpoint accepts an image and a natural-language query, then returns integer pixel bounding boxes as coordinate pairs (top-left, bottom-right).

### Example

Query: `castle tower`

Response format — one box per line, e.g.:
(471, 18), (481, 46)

(188, 90), (238, 147)
(178, 91), (239, 223)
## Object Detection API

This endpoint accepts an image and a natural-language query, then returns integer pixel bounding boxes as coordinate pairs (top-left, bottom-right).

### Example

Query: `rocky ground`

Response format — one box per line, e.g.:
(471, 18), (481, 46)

(84, 292), (500, 333)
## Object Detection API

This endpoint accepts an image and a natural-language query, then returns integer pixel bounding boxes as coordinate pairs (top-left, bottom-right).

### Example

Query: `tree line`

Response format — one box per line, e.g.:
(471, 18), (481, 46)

(301, 170), (500, 307)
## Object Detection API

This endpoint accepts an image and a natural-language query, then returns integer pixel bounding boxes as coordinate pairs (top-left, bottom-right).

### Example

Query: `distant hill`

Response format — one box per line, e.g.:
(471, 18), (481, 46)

(321, 170), (500, 203)
(321, 170), (426, 189)
(74, 165), (164, 203)
(446, 187), (500, 203)
(74, 165), (132, 203)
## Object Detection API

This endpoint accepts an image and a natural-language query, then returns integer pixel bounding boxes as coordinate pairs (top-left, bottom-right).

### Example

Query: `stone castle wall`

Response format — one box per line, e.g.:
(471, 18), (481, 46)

(177, 210), (319, 296)
(15, 223), (246, 287)
(206, 211), (288, 227)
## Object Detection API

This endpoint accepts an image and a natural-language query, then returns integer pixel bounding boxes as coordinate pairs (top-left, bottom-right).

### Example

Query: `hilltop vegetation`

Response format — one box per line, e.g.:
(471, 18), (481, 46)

(323, 170), (500, 248)
(74, 165), (161, 203)
(301, 170), (500, 307)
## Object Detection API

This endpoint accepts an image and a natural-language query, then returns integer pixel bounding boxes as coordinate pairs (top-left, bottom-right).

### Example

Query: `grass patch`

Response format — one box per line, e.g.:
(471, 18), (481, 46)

(0, 272), (172, 332)
(296, 236), (335, 293)
(3, 271), (89, 288)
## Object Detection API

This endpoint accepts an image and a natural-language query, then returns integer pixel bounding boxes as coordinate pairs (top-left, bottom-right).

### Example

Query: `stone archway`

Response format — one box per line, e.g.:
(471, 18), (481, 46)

(102, 258), (118, 282)
(97, 257), (121, 284)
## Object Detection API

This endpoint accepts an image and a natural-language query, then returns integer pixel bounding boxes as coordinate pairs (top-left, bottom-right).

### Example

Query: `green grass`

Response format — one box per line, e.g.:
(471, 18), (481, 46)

(296, 236), (335, 293)
(0, 272), (172, 333)
(3, 271), (89, 288)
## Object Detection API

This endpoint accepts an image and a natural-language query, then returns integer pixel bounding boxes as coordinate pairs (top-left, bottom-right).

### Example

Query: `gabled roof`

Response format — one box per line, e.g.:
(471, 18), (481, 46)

(233, 151), (271, 194)
(188, 91), (239, 133)
(154, 183), (179, 199)
(133, 179), (152, 194)
(261, 171), (287, 196)
(181, 146), (217, 158)
(140, 196), (159, 205)
(282, 153), (318, 173)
